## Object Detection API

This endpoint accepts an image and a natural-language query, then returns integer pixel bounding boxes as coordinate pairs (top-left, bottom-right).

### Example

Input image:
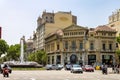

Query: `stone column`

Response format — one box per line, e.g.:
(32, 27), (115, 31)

(61, 53), (64, 65)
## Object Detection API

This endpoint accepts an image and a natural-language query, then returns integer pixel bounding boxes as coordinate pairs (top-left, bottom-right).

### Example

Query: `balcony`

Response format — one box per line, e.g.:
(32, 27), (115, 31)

(88, 49), (96, 52)
(100, 49), (115, 53)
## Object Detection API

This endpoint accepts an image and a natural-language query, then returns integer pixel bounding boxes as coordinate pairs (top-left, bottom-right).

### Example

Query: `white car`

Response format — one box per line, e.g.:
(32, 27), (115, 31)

(71, 64), (83, 73)
(55, 64), (63, 70)
(45, 64), (56, 70)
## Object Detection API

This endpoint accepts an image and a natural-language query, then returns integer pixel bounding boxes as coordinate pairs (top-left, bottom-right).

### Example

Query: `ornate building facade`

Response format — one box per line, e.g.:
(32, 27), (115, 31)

(45, 24), (116, 66)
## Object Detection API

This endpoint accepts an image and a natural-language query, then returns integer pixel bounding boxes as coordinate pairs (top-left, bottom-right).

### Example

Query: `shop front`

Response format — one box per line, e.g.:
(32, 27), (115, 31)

(88, 55), (96, 65)
(102, 55), (113, 66)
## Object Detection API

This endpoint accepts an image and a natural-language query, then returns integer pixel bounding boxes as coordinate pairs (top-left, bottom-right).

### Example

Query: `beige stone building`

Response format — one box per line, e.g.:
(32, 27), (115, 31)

(108, 9), (120, 36)
(26, 37), (34, 54)
(33, 11), (77, 51)
(45, 24), (116, 66)
(108, 9), (120, 63)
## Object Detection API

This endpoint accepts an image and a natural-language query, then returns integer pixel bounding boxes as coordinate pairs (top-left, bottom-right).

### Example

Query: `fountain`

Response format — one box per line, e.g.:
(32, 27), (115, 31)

(4, 37), (42, 68)
(20, 38), (24, 64)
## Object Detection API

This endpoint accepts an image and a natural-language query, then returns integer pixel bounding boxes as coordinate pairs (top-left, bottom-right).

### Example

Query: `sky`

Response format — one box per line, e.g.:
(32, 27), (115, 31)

(0, 0), (120, 45)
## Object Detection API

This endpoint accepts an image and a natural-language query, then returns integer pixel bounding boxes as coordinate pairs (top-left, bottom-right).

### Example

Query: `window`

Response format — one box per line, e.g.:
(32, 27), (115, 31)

(90, 43), (94, 50)
(50, 21), (53, 23)
(88, 55), (96, 59)
(111, 24), (115, 27)
(79, 42), (83, 50)
(71, 41), (76, 51)
(46, 20), (49, 22)
(109, 44), (112, 50)
(52, 56), (54, 64)
(108, 33), (112, 36)
(102, 33), (106, 36)
(79, 32), (84, 35)
(102, 43), (106, 50)
(46, 17), (48, 19)
(57, 44), (59, 50)
(48, 56), (50, 64)
(65, 41), (68, 49)
(50, 17), (52, 19)
(116, 43), (118, 48)
(90, 34), (93, 37)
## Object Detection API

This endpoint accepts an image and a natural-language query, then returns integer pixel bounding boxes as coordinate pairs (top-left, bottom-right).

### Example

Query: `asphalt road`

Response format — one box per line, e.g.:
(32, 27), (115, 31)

(0, 69), (120, 80)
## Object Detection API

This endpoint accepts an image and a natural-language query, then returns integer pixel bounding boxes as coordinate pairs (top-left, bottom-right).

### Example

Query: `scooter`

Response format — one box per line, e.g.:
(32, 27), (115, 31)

(102, 67), (107, 74)
(2, 68), (9, 77)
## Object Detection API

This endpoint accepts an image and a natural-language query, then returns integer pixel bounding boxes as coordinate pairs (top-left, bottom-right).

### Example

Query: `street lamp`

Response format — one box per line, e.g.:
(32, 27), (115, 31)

(113, 56), (115, 73)
(82, 31), (87, 65)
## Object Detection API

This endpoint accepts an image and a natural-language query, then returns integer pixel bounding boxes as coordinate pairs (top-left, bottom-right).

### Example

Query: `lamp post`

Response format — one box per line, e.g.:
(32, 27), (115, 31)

(82, 31), (87, 65)
(113, 56), (115, 73)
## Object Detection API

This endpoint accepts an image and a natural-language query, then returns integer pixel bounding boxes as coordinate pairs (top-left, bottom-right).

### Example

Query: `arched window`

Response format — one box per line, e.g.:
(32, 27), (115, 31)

(90, 43), (94, 50)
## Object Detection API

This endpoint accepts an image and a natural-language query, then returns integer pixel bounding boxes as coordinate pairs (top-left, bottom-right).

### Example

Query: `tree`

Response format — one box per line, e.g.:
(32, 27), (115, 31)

(0, 39), (9, 57)
(35, 50), (47, 65)
(27, 52), (36, 61)
(116, 35), (120, 63)
(41, 50), (47, 65)
(7, 44), (20, 61)
(117, 35), (120, 44)
(27, 50), (47, 65)
(116, 50), (120, 55)
(116, 36), (120, 55)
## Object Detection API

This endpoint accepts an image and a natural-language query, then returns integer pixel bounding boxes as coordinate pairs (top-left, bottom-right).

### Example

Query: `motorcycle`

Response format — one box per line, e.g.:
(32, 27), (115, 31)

(2, 68), (9, 77)
(102, 67), (107, 74)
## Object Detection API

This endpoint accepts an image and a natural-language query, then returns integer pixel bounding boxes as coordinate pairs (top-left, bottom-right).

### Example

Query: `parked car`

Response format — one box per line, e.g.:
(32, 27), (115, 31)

(65, 64), (72, 70)
(71, 64), (83, 73)
(45, 64), (56, 70)
(55, 64), (63, 70)
(45, 64), (52, 70)
(0, 64), (12, 73)
(82, 65), (94, 72)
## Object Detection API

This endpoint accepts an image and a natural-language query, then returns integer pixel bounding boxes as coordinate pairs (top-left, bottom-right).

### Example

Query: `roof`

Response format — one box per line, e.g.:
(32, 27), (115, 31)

(95, 25), (116, 32)
(45, 29), (63, 38)
(63, 24), (88, 31)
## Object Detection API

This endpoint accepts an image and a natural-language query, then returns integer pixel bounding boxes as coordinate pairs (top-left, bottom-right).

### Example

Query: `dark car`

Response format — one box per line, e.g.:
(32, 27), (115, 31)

(82, 65), (94, 72)
(0, 64), (12, 73)
(65, 64), (72, 70)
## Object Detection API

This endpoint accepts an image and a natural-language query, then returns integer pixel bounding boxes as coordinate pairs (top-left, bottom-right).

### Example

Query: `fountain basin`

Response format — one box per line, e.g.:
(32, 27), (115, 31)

(3, 61), (43, 68)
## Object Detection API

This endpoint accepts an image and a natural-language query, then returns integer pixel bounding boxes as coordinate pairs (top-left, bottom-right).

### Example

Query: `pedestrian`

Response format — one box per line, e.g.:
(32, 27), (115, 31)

(102, 63), (107, 74)
(116, 64), (119, 74)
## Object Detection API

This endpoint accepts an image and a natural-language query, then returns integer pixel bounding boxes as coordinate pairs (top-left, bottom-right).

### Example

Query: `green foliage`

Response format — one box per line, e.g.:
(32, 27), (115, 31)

(0, 39), (9, 56)
(116, 35), (120, 44)
(7, 44), (20, 60)
(27, 52), (36, 61)
(28, 50), (47, 65)
(116, 49), (120, 55)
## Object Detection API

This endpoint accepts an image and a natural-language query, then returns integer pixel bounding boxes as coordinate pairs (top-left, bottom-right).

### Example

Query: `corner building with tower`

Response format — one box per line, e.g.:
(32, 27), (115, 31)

(33, 10), (118, 66)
